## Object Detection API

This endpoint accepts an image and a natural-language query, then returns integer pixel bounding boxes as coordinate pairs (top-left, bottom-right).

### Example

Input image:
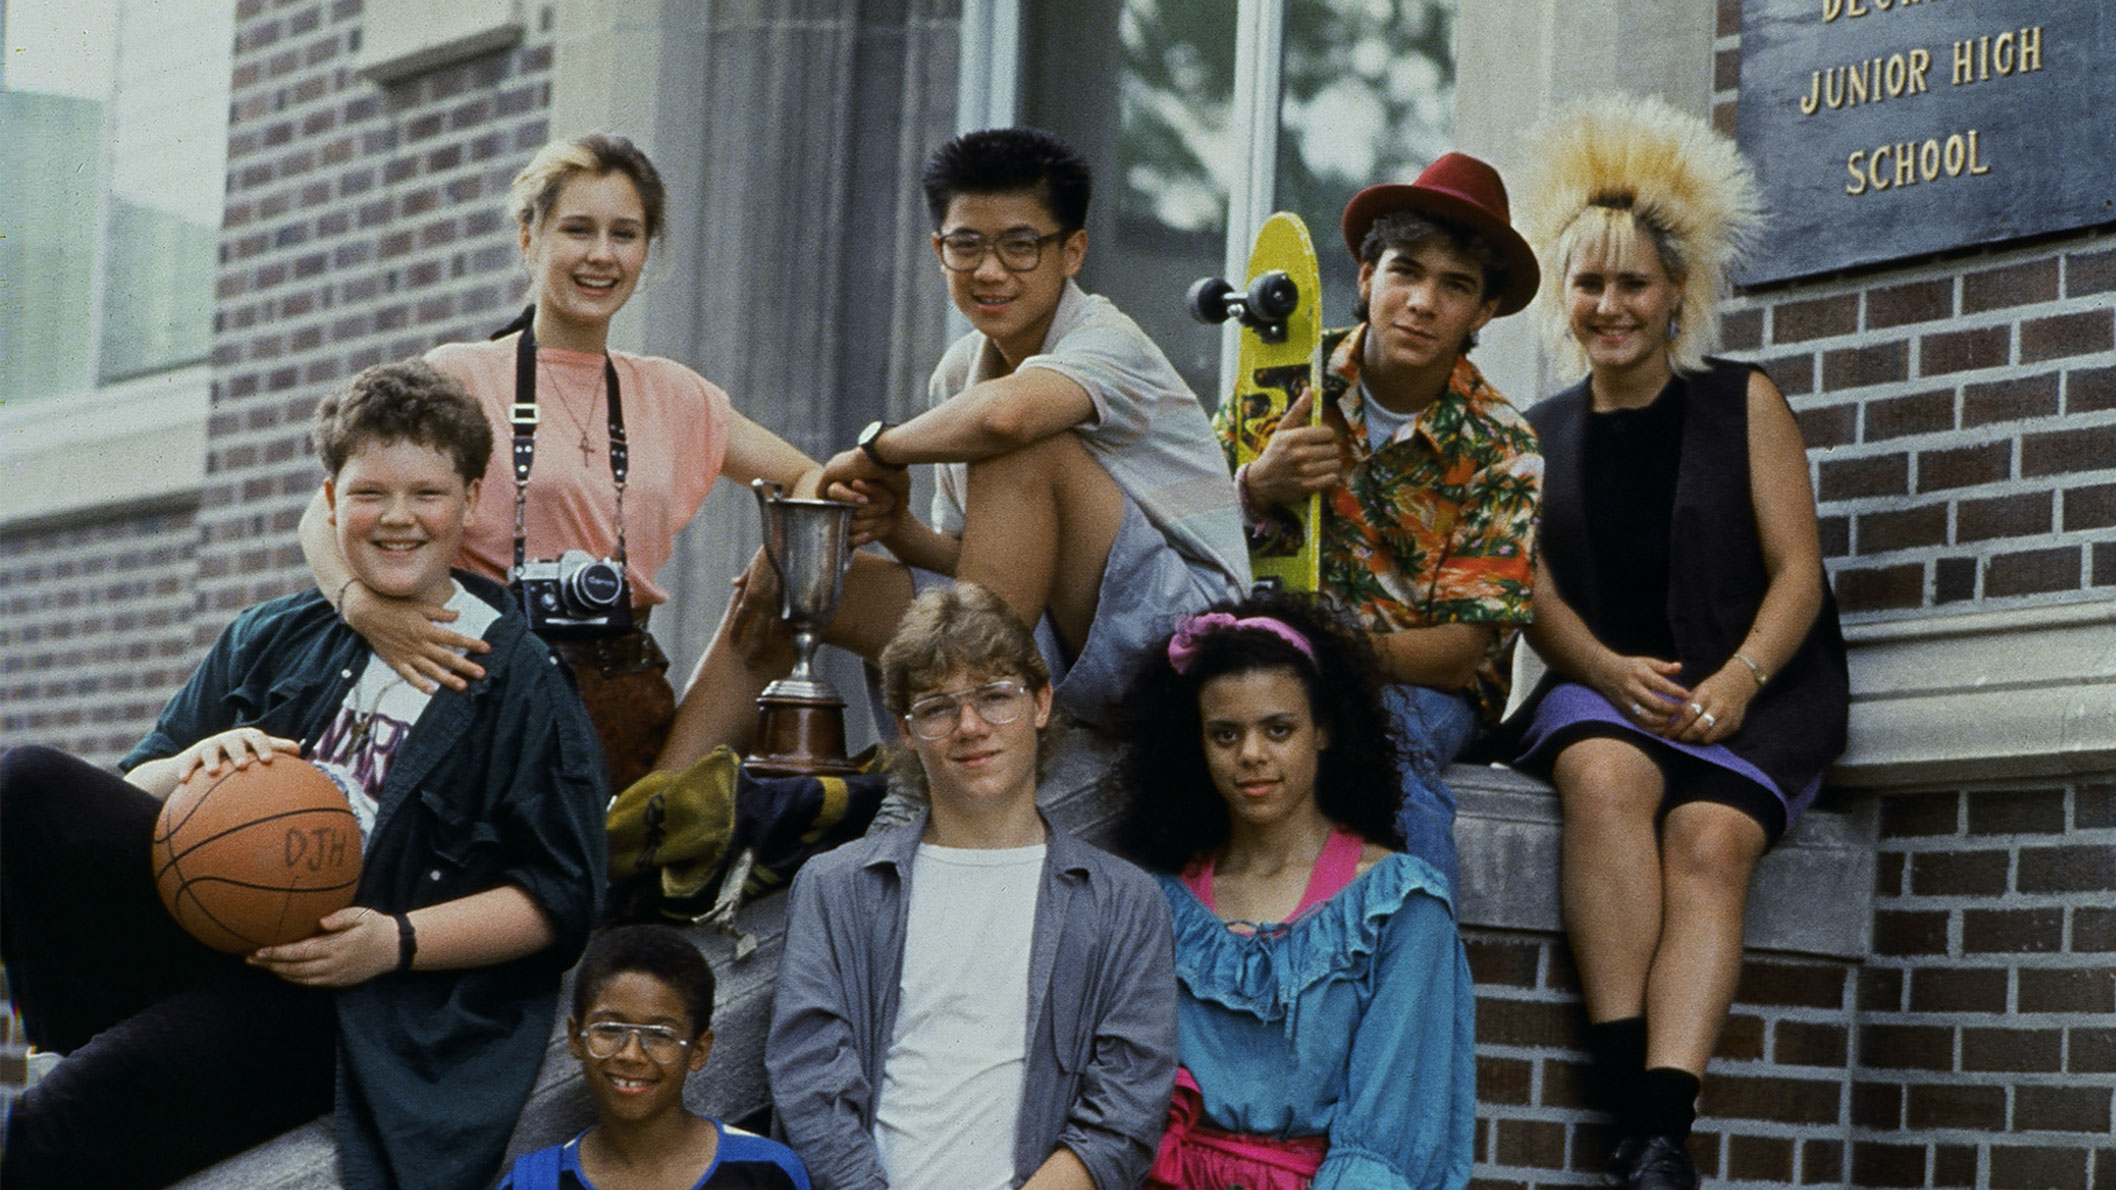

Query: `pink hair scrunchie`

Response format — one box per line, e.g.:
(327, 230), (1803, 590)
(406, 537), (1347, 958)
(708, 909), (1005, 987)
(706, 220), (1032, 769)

(1166, 612), (1318, 674)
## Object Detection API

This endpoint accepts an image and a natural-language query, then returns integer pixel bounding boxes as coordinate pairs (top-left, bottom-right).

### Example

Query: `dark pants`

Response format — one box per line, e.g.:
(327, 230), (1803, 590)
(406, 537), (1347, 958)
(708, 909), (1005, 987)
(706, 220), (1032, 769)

(0, 746), (336, 1190)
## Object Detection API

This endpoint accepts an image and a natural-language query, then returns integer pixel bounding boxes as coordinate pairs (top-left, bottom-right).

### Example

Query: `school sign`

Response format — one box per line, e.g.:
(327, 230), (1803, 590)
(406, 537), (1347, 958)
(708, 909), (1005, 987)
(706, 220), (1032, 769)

(1737, 0), (2115, 284)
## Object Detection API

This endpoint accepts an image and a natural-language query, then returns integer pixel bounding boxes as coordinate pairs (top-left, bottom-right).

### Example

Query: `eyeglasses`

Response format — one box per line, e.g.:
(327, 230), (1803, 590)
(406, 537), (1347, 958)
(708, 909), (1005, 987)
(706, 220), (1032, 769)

(937, 230), (1067, 272)
(903, 679), (1031, 740)
(579, 1021), (693, 1064)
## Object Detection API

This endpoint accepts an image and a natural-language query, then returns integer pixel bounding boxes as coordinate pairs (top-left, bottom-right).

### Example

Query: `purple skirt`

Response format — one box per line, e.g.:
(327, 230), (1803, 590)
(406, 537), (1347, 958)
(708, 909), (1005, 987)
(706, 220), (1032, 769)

(1516, 682), (1822, 835)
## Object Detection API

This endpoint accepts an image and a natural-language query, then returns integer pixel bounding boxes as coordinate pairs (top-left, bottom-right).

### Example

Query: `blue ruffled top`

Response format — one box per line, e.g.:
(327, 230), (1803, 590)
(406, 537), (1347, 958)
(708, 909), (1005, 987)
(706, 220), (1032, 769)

(1159, 851), (1474, 1190)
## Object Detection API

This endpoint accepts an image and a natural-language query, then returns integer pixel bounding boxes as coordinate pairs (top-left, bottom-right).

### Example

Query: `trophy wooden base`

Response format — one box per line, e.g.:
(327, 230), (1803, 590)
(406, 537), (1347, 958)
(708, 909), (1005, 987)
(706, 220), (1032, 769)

(745, 693), (861, 778)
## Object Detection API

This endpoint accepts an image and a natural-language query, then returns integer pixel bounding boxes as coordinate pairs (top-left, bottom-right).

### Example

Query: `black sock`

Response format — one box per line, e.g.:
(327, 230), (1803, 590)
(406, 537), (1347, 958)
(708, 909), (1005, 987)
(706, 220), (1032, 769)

(1584, 1017), (1647, 1131)
(1639, 1066), (1701, 1141)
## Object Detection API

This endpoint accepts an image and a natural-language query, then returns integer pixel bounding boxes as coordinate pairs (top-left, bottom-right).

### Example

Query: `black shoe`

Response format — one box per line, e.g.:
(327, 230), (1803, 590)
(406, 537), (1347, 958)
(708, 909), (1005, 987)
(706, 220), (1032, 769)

(1606, 1134), (1649, 1186)
(1627, 1135), (1698, 1190)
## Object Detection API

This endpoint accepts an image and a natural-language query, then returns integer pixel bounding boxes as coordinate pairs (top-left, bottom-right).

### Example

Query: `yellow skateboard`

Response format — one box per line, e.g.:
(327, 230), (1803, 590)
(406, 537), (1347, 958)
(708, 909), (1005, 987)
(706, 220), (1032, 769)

(1189, 211), (1323, 592)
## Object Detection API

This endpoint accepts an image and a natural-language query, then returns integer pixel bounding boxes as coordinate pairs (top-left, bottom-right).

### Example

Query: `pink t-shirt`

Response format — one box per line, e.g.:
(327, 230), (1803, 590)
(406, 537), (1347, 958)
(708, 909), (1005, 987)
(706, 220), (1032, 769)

(428, 335), (732, 607)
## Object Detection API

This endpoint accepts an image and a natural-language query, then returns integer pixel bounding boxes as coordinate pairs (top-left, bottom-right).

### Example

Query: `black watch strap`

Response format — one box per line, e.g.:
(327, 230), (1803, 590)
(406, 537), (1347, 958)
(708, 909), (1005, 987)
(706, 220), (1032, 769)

(858, 420), (907, 470)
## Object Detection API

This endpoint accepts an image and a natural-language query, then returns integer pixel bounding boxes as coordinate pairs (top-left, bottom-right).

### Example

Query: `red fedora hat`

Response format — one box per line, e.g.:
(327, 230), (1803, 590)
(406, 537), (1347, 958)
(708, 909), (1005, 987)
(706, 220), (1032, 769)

(1340, 151), (1540, 317)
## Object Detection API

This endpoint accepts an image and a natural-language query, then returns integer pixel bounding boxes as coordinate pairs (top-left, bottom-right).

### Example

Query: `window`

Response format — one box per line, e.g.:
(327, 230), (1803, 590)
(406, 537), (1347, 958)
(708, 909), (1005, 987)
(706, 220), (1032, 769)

(1, 0), (233, 402)
(1008, 0), (1456, 402)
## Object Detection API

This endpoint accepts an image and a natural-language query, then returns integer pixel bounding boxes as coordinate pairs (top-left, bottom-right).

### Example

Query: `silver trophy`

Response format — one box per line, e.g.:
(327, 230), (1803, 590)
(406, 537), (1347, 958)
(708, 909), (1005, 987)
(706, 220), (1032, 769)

(745, 479), (859, 776)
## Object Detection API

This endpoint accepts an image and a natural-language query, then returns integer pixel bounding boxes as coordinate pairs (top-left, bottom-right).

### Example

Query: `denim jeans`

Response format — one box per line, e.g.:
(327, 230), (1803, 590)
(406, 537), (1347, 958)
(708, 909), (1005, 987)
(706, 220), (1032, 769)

(1381, 683), (1480, 897)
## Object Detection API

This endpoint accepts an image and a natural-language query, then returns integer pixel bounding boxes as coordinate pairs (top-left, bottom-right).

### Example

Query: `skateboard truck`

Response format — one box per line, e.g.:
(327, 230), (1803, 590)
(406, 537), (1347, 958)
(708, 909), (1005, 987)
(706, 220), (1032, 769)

(1188, 271), (1300, 343)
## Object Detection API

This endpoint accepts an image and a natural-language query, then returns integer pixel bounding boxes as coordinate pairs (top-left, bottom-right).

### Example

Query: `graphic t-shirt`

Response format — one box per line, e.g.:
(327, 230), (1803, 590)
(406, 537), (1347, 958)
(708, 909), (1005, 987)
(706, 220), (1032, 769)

(310, 582), (499, 841)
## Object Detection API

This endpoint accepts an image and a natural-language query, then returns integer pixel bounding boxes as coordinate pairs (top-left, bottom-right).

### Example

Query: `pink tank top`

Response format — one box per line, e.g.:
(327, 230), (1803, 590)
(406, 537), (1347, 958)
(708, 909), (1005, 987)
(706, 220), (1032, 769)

(1183, 826), (1364, 924)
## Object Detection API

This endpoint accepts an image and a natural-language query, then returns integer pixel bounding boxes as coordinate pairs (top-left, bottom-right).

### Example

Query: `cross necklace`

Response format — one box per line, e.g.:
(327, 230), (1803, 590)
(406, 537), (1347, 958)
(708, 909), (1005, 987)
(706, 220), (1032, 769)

(537, 358), (603, 466)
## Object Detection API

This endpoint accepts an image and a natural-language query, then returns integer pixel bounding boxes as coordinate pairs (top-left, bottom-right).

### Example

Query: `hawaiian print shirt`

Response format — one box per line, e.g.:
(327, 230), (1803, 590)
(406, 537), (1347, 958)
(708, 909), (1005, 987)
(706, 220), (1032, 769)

(1213, 325), (1542, 722)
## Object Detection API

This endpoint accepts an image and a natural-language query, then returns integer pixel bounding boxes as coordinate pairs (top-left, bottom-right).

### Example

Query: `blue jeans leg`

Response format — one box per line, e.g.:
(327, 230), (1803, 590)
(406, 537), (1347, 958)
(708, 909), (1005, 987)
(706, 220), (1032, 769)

(1381, 683), (1480, 895)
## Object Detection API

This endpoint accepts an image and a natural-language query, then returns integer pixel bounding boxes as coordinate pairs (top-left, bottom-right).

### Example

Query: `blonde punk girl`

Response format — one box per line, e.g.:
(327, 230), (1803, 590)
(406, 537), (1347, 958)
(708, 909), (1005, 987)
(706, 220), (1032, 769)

(1507, 95), (1849, 1190)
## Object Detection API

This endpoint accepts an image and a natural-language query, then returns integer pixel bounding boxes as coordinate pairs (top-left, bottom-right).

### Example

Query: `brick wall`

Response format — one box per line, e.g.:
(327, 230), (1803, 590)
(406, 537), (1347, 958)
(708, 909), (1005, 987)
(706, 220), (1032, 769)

(0, 510), (201, 766)
(198, 0), (556, 636)
(1855, 781), (2116, 1189)
(1468, 930), (1860, 1188)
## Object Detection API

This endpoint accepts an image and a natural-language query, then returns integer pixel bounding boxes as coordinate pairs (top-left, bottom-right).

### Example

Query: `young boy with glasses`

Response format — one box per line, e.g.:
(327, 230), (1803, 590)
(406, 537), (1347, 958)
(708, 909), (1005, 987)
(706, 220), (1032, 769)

(501, 925), (811, 1189)
(0, 361), (607, 1189)
(766, 583), (1177, 1190)
(657, 128), (1248, 770)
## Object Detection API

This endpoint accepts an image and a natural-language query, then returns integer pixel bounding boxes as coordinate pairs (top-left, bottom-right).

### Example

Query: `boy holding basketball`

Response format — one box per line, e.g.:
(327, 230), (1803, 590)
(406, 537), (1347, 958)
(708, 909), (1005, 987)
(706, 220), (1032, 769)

(0, 360), (607, 1190)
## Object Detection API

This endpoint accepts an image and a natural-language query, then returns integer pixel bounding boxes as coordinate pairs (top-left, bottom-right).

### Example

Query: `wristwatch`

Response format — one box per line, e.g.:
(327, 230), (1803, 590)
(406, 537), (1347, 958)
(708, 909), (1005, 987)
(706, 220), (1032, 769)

(857, 420), (907, 470)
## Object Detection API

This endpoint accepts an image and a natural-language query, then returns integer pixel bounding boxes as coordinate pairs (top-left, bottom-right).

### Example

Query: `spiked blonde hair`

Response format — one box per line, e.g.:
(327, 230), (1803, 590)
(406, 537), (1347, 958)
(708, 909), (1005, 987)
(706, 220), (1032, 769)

(1518, 94), (1763, 377)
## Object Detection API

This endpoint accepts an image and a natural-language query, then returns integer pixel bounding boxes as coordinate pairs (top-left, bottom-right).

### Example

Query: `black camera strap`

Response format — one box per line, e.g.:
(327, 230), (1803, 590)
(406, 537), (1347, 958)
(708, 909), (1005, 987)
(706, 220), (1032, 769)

(507, 312), (629, 582)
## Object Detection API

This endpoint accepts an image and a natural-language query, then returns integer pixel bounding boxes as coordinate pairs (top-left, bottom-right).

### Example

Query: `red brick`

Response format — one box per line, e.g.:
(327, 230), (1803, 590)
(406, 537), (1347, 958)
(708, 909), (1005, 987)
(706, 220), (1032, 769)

(1909, 967), (2008, 1014)
(1761, 354), (1815, 396)
(2018, 968), (2116, 1014)
(1881, 792), (1960, 837)
(2018, 845), (2116, 894)
(1718, 1012), (1764, 1061)
(1491, 1118), (1567, 1169)
(1921, 325), (2010, 375)
(1477, 1055), (1532, 1105)
(1986, 546), (2082, 598)
(1835, 563), (1923, 611)
(1800, 1138), (1843, 1185)
(1717, 0), (1740, 36)
(1857, 505), (1946, 553)
(1969, 788), (2068, 834)
(1963, 373), (2061, 426)
(1958, 492), (2052, 542)
(2070, 246), (2116, 297)
(1851, 1080), (1902, 1129)
(1966, 907), (2065, 953)
(2022, 309), (2115, 364)
(1851, 1141), (1928, 1188)
(1721, 307), (1763, 351)
(1963, 1028), (2062, 1073)
(1775, 293), (1859, 343)
(1989, 1143), (2089, 1190)
(2096, 544), (2116, 589)
(1823, 340), (1909, 390)
(1908, 1082), (2007, 1130)
(2070, 1026), (2116, 1072)
(1963, 257), (2060, 314)
(2064, 484), (2116, 531)
(1820, 453), (1909, 499)
(1860, 965), (1905, 1012)
(1796, 403), (1855, 448)
(1933, 1144), (1978, 1187)
(1868, 277), (1954, 328)
(1736, 959), (1847, 1008)
(1464, 938), (1539, 987)
(1875, 850), (1906, 895)
(2081, 783), (2116, 827)
(1773, 1020), (1847, 1066)
(1909, 848), (2010, 895)
(2023, 423), (2116, 478)
(1864, 388), (1955, 439)
(1713, 46), (1739, 92)
(1724, 1134), (1793, 1183)
(1474, 998), (1576, 1048)
(1932, 555), (1968, 597)
(1862, 1022), (1954, 1070)
(1916, 441), (2010, 491)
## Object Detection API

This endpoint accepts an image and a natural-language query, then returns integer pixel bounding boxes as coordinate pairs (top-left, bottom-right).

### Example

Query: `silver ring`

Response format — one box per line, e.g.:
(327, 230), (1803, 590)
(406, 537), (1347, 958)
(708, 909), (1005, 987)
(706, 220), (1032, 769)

(1688, 701), (1704, 715)
(1629, 702), (1645, 718)
(1700, 711), (1718, 728)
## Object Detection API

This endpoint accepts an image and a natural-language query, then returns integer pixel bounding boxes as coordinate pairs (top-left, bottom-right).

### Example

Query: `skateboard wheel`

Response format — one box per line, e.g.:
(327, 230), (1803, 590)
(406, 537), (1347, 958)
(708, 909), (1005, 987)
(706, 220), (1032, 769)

(1187, 276), (1236, 324)
(1246, 271), (1298, 323)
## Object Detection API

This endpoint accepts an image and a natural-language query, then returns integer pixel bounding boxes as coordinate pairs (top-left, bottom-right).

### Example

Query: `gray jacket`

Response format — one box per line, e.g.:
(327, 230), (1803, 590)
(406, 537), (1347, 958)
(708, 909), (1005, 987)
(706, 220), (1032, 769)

(766, 811), (1178, 1190)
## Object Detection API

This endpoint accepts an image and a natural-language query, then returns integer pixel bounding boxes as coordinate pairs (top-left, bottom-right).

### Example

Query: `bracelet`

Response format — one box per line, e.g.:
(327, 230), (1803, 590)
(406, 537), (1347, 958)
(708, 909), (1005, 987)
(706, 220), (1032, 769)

(1732, 651), (1769, 688)
(334, 577), (360, 613)
(393, 911), (418, 972)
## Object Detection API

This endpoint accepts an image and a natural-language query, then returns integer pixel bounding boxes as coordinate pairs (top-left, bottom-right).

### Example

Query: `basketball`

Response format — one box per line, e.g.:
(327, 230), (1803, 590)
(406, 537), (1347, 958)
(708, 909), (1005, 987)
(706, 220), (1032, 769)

(151, 756), (364, 953)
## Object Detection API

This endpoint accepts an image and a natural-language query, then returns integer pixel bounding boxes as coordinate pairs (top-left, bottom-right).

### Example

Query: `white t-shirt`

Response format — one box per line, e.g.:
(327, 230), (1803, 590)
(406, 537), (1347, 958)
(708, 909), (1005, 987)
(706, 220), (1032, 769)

(928, 279), (1250, 590)
(1359, 378), (1415, 452)
(873, 842), (1046, 1190)
(310, 582), (499, 842)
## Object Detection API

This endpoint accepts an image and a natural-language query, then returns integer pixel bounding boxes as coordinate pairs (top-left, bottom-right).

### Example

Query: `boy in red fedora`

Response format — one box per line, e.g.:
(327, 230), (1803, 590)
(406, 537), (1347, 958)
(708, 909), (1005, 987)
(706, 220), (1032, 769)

(1214, 151), (1543, 894)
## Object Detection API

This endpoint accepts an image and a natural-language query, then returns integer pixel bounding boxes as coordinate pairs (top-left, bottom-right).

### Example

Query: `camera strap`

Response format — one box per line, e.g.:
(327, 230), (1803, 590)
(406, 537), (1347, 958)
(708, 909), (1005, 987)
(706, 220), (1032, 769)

(507, 314), (629, 582)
